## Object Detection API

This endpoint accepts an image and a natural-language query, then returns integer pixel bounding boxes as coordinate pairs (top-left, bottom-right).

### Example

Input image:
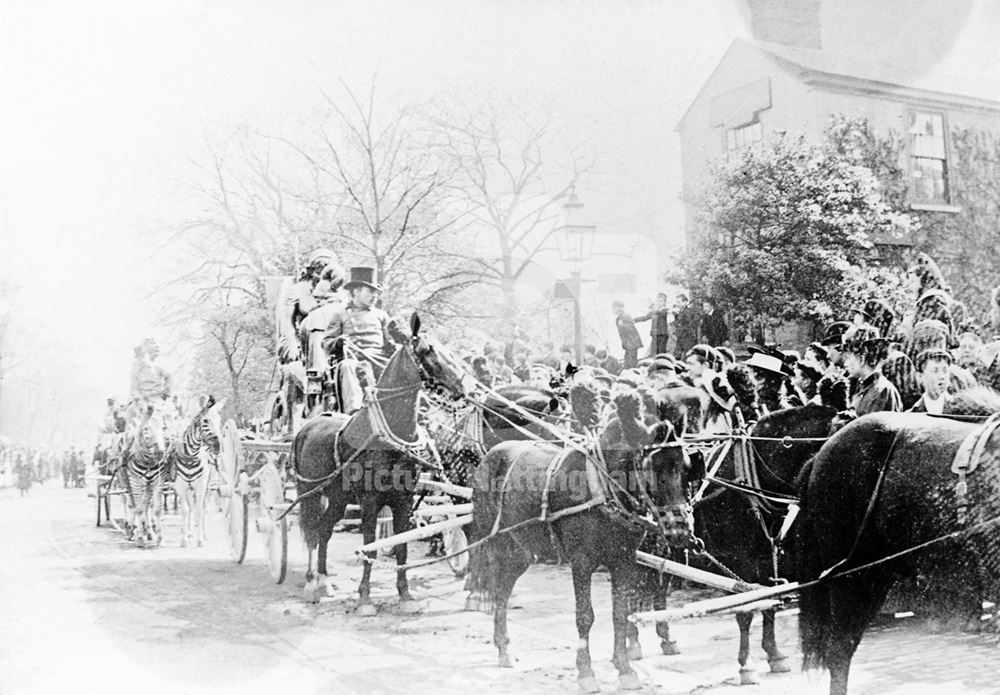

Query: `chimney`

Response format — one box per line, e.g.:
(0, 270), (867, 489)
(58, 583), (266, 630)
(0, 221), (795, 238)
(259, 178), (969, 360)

(747, 0), (822, 49)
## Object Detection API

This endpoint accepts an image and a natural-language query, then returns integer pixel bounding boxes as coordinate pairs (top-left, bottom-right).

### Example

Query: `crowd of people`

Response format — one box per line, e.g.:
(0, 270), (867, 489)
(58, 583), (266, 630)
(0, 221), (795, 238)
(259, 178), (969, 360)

(0, 444), (95, 496)
(451, 253), (1000, 432)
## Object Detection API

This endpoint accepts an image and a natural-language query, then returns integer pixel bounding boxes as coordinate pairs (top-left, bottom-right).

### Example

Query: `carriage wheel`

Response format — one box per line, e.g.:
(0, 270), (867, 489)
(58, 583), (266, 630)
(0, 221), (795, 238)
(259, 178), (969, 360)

(257, 462), (288, 584)
(443, 526), (469, 577)
(219, 419), (240, 492)
(227, 472), (249, 563)
(375, 506), (395, 556)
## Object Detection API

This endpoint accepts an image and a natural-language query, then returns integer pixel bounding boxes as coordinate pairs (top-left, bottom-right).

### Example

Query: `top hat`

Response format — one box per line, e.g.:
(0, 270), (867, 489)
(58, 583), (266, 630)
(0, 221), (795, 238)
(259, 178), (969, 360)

(821, 321), (851, 347)
(344, 266), (381, 292)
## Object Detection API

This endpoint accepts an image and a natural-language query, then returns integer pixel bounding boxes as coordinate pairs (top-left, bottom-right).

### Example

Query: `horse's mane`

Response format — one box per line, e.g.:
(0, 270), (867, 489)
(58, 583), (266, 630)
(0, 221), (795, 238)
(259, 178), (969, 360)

(818, 375), (850, 411)
(944, 387), (1000, 416)
(569, 379), (602, 429)
(724, 364), (758, 419)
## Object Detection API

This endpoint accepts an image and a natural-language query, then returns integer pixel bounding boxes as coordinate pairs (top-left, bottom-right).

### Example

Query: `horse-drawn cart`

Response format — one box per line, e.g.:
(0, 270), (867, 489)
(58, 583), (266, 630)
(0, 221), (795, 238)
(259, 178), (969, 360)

(218, 418), (295, 584)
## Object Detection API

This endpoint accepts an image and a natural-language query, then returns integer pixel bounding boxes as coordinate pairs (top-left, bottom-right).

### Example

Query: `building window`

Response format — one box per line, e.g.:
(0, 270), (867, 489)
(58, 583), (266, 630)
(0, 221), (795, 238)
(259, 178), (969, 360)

(726, 120), (762, 156)
(909, 111), (949, 204)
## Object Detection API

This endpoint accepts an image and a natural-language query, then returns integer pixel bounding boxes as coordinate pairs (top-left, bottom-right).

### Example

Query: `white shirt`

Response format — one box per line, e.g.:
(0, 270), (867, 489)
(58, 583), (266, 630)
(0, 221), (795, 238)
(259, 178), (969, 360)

(923, 392), (948, 415)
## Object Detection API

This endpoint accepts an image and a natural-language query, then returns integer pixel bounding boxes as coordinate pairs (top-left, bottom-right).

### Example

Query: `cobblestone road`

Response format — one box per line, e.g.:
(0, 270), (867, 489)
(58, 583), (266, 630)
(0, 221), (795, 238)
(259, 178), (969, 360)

(1, 484), (997, 695)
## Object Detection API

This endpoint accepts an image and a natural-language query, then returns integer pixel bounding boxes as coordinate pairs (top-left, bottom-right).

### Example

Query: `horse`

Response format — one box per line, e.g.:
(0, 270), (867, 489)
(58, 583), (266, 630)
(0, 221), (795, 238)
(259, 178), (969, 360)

(467, 383), (703, 693)
(124, 404), (168, 547)
(168, 396), (223, 547)
(797, 388), (1000, 695)
(293, 313), (468, 608)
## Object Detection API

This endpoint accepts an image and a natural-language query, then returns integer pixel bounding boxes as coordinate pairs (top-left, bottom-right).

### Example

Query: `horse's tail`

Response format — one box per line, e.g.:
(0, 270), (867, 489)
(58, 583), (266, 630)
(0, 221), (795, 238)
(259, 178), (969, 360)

(292, 426), (323, 550)
(795, 465), (832, 671)
(465, 485), (499, 614)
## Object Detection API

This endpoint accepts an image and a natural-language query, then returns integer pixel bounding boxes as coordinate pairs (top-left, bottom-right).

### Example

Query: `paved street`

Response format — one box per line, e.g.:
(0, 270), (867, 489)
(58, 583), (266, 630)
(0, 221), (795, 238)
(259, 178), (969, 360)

(1, 483), (998, 695)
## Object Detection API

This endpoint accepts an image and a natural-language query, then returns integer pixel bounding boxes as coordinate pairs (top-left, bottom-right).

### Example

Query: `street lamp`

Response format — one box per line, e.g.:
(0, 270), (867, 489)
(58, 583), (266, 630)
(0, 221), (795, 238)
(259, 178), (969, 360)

(556, 188), (596, 364)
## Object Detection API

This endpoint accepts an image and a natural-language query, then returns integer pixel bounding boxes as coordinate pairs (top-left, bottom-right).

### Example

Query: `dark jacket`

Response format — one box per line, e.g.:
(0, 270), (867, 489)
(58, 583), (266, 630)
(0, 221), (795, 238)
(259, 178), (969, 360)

(616, 313), (643, 351)
(700, 310), (728, 347)
(674, 305), (699, 355)
(634, 308), (670, 338)
(851, 371), (902, 416)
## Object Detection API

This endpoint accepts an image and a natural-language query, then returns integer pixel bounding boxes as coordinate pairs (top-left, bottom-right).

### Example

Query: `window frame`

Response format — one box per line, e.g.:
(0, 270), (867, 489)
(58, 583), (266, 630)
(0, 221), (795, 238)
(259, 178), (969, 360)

(906, 108), (952, 206)
(724, 118), (763, 158)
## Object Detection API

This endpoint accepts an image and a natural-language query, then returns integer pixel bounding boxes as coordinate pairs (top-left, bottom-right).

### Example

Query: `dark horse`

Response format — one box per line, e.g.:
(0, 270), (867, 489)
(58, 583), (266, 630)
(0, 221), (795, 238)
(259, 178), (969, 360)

(684, 402), (849, 683)
(292, 314), (468, 609)
(468, 385), (703, 692)
(797, 390), (1000, 695)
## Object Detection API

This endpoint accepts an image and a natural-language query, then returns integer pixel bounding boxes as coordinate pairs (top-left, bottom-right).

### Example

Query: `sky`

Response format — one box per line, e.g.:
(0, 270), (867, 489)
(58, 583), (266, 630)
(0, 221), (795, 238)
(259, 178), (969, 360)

(0, 0), (997, 448)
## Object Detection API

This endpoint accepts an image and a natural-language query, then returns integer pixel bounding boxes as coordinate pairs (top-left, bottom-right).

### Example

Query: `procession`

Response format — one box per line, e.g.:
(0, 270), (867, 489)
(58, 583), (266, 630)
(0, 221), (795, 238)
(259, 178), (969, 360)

(3, 3), (1000, 695)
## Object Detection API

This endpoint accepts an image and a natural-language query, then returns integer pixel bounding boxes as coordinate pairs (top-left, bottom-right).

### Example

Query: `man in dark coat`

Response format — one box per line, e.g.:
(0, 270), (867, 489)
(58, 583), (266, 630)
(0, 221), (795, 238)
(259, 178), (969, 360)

(699, 299), (729, 347)
(673, 293), (699, 358)
(612, 300), (642, 369)
(635, 292), (670, 357)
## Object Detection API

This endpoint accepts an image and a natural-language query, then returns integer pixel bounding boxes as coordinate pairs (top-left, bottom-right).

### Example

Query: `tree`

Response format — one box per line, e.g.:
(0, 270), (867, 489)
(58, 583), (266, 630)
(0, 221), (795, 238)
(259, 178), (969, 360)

(428, 96), (594, 352)
(288, 82), (481, 319)
(680, 131), (915, 343)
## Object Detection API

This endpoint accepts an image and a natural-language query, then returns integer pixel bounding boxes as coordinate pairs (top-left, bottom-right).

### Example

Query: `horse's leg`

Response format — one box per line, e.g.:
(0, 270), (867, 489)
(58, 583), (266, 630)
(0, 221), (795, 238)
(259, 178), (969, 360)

(303, 541), (319, 603)
(493, 550), (529, 669)
(194, 472), (209, 547)
(609, 563), (642, 691)
(392, 496), (419, 613)
(357, 496), (378, 616)
(175, 479), (190, 547)
(573, 558), (601, 693)
(761, 608), (790, 673)
(317, 515), (337, 597)
(735, 611), (759, 685)
(657, 620), (680, 655)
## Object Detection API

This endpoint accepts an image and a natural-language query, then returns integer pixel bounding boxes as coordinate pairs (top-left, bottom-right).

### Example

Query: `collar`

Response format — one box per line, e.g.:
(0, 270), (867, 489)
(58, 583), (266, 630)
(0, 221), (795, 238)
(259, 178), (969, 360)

(859, 370), (881, 389)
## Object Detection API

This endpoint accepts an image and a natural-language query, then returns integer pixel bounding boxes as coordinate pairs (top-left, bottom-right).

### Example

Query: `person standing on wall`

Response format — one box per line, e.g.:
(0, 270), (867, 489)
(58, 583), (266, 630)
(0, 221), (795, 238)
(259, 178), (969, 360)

(612, 300), (643, 369)
(635, 292), (670, 357)
(699, 298), (730, 347)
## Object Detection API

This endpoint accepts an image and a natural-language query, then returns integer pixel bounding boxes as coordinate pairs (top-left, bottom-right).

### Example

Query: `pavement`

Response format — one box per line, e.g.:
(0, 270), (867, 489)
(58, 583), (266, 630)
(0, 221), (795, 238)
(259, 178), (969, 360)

(1, 483), (998, 695)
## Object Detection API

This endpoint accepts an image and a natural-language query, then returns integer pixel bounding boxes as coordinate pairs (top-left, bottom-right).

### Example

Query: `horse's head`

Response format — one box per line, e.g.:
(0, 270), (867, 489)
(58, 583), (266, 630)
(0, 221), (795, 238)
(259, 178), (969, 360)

(604, 388), (702, 548)
(393, 313), (468, 400)
(200, 395), (224, 456)
(135, 405), (167, 457)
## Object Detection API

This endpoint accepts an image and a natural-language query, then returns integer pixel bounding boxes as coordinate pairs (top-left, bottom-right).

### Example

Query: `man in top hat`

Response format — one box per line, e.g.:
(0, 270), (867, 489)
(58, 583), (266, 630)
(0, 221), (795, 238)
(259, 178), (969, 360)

(672, 292), (700, 358)
(322, 266), (397, 414)
(842, 329), (901, 416)
(908, 348), (953, 414)
(820, 321), (851, 373)
(698, 298), (729, 347)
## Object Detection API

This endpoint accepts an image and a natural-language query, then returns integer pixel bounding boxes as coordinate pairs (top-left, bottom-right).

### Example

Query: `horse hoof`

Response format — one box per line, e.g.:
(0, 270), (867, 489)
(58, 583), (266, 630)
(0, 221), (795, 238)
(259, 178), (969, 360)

(618, 673), (643, 691)
(498, 653), (514, 668)
(660, 640), (680, 656)
(739, 666), (760, 685)
(626, 644), (643, 661)
(398, 600), (421, 615)
(578, 676), (600, 693)
(303, 582), (320, 604)
(356, 603), (377, 617)
(768, 657), (791, 674)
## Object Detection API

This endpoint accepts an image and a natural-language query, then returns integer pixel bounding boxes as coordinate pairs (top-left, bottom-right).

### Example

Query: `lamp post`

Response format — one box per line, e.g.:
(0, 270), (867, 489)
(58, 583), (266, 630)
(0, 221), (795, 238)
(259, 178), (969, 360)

(556, 189), (596, 364)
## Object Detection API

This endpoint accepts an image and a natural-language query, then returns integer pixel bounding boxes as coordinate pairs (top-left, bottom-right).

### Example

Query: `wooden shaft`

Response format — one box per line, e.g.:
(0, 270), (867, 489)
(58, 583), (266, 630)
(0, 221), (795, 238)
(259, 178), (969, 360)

(629, 581), (800, 625)
(417, 477), (473, 499)
(412, 503), (474, 517)
(635, 550), (759, 593)
(357, 514), (473, 554)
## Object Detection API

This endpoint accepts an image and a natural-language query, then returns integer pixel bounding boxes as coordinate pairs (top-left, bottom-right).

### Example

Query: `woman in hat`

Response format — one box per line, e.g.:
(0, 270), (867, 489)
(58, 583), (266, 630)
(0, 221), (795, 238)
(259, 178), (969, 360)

(745, 346), (793, 414)
(842, 329), (902, 416)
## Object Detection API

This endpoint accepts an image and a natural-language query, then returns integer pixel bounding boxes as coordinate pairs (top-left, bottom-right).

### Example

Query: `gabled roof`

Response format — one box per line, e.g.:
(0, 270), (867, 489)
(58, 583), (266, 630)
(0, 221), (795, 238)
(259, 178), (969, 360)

(676, 38), (1000, 132)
